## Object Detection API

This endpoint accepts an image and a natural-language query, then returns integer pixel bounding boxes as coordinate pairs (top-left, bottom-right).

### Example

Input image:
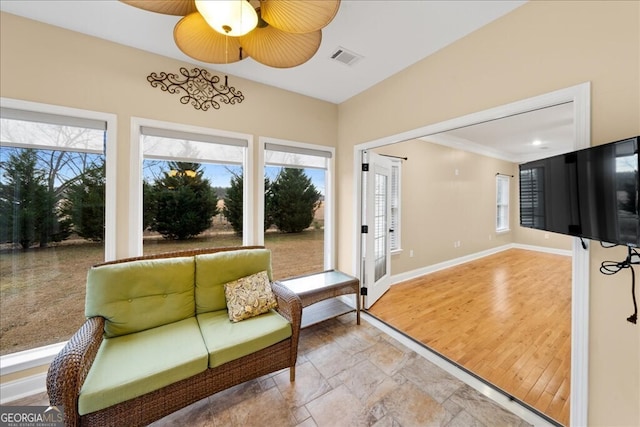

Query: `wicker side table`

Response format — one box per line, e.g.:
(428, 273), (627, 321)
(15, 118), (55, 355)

(278, 270), (360, 328)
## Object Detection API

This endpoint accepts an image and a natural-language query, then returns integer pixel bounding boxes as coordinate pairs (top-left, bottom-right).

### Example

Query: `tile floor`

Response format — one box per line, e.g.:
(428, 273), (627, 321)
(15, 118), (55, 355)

(150, 313), (532, 427)
(12, 313), (535, 426)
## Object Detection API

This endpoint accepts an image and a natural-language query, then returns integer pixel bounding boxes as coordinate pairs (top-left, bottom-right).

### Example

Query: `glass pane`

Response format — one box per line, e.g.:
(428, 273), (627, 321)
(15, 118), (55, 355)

(264, 165), (325, 280)
(142, 132), (245, 255)
(374, 172), (388, 282)
(0, 119), (105, 356)
(142, 159), (243, 254)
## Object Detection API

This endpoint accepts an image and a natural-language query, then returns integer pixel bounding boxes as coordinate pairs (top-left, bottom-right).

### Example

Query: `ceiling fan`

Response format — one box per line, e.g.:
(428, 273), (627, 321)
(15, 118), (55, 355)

(120, 0), (341, 68)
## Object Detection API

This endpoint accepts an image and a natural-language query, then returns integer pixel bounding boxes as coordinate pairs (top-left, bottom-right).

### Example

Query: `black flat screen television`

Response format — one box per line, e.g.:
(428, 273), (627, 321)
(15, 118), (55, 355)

(519, 136), (639, 247)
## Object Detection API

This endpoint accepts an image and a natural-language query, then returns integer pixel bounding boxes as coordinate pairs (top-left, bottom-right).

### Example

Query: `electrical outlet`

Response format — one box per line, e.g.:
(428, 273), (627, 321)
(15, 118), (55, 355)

(409, 250), (414, 257)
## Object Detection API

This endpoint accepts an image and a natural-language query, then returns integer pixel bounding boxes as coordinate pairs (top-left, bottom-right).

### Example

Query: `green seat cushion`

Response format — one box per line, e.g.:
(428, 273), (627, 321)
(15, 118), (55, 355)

(78, 318), (208, 415)
(195, 249), (272, 314)
(197, 309), (291, 368)
(85, 257), (195, 337)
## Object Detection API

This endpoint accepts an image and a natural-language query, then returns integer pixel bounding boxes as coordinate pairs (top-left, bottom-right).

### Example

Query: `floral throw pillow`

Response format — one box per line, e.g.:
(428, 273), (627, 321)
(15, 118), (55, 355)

(224, 271), (278, 322)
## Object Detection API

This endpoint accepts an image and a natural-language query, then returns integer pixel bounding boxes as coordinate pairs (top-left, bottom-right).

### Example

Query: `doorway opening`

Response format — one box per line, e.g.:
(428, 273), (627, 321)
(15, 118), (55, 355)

(354, 82), (590, 426)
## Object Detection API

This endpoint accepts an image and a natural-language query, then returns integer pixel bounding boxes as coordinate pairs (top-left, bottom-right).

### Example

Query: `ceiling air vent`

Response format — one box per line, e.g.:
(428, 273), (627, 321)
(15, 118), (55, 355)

(330, 47), (362, 66)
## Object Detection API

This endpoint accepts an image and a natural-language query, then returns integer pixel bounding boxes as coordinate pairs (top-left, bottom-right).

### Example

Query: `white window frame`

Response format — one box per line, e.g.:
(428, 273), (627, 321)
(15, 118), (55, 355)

(129, 118), (254, 256)
(496, 174), (510, 233)
(258, 137), (335, 270)
(0, 98), (117, 260)
(0, 97), (117, 396)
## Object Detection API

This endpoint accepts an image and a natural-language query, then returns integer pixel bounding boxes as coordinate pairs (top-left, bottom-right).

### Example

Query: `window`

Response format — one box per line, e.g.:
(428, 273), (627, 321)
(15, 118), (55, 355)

(132, 121), (251, 256)
(374, 171), (388, 280)
(0, 101), (115, 356)
(519, 167), (545, 229)
(262, 139), (334, 279)
(390, 160), (402, 252)
(496, 174), (510, 232)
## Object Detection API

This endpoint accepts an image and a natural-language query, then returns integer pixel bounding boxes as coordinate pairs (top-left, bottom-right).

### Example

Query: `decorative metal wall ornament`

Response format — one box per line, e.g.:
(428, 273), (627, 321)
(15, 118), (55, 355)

(147, 67), (244, 111)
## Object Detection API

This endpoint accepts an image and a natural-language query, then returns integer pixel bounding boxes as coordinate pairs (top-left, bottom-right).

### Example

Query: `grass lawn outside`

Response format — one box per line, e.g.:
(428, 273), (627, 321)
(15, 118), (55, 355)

(0, 229), (323, 356)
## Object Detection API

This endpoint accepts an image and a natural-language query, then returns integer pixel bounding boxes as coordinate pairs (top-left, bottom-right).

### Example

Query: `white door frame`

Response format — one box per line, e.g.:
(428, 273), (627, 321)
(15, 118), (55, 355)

(352, 82), (591, 427)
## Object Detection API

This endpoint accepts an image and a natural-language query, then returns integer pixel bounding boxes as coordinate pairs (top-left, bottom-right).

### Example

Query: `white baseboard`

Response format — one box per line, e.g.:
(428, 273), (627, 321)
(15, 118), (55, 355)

(389, 243), (571, 286)
(511, 243), (572, 257)
(0, 372), (47, 404)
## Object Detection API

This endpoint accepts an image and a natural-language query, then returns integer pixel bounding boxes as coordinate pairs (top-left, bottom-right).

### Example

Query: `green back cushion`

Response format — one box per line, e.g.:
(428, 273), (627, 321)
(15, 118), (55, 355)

(195, 249), (272, 314)
(85, 257), (195, 337)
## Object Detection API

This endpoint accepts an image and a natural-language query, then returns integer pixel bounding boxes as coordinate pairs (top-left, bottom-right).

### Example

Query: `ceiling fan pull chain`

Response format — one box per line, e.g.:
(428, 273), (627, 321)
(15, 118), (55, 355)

(225, 33), (229, 65)
(224, 34), (229, 88)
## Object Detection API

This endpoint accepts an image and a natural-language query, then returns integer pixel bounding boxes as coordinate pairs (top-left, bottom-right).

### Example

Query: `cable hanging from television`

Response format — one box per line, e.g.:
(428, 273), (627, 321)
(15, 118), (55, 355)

(579, 237), (588, 250)
(600, 244), (639, 325)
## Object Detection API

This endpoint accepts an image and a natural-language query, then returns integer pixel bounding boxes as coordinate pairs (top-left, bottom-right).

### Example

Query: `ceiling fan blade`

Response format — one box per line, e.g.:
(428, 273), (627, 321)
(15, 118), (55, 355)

(120, 0), (197, 16)
(174, 13), (246, 64)
(260, 0), (340, 34)
(240, 25), (321, 68)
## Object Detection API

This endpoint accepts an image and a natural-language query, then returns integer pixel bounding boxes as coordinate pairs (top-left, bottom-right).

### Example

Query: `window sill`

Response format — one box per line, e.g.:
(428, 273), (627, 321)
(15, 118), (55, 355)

(0, 342), (66, 377)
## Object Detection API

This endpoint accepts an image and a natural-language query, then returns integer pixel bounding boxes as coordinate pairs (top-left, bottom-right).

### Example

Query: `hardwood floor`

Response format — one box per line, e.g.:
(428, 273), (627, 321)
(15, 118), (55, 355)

(368, 248), (572, 426)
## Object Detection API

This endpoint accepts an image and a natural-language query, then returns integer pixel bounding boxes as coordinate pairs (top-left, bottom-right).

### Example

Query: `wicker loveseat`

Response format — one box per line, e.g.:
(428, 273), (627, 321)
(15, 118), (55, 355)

(46, 247), (302, 427)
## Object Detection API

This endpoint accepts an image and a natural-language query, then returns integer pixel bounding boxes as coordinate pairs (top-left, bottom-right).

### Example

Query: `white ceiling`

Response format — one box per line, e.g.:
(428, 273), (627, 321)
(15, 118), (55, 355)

(1, 0), (575, 161)
(0, 0), (526, 104)
(426, 102), (576, 163)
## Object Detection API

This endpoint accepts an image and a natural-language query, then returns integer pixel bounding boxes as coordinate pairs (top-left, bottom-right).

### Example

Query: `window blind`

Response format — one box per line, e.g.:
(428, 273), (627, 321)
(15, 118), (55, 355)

(264, 143), (332, 170)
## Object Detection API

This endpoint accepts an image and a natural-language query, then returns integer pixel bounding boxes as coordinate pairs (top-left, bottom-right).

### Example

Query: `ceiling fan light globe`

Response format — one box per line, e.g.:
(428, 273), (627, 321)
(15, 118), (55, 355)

(195, 0), (258, 37)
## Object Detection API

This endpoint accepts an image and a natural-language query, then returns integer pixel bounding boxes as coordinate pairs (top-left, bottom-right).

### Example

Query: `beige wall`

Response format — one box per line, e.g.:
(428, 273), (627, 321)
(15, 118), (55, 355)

(377, 139), (572, 277)
(514, 221), (574, 251)
(0, 11), (338, 258)
(375, 140), (514, 274)
(337, 1), (639, 426)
